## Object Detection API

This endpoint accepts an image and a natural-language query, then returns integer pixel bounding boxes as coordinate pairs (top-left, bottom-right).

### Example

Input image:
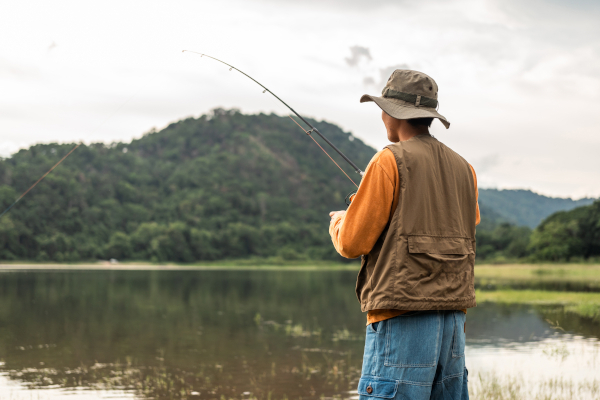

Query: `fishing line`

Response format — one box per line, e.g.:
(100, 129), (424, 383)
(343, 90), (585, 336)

(1, 52), (364, 220)
(0, 89), (141, 220)
(182, 50), (365, 184)
(256, 81), (359, 188)
(256, 83), (359, 188)
(287, 116), (358, 188)
(0, 143), (80, 219)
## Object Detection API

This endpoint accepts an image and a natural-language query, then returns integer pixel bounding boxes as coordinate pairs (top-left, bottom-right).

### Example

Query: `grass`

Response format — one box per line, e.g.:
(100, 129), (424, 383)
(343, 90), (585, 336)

(2, 260), (598, 271)
(475, 264), (600, 318)
(476, 289), (600, 318)
(475, 264), (600, 283)
(469, 372), (600, 400)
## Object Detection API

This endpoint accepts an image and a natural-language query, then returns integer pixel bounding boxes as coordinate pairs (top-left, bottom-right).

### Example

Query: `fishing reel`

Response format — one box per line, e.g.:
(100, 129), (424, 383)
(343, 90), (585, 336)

(345, 191), (357, 207)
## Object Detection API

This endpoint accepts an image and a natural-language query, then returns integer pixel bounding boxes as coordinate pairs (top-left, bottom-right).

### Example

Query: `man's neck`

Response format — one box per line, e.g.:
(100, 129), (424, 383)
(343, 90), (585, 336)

(396, 122), (430, 142)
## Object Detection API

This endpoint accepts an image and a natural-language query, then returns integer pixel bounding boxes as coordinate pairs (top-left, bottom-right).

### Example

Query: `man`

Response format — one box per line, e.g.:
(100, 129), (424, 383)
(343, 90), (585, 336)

(329, 69), (480, 400)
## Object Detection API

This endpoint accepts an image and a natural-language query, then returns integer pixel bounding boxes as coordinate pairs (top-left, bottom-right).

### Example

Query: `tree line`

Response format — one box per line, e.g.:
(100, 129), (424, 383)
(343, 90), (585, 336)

(476, 200), (600, 262)
(0, 110), (597, 263)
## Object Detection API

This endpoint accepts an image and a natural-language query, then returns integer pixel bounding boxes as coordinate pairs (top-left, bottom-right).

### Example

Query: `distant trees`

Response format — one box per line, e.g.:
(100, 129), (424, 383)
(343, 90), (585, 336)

(476, 223), (532, 262)
(528, 201), (600, 262)
(0, 110), (597, 264)
(0, 111), (370, 263)
(476, 200), (600, 263)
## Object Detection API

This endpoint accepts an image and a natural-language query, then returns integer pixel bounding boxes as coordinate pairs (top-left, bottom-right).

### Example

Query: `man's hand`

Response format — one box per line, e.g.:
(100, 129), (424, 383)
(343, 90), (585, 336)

(329, 210), (346, 220)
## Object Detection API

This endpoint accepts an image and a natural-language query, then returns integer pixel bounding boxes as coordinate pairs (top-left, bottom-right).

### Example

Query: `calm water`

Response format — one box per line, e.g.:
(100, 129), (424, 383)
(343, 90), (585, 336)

(0, 269), (598, 400)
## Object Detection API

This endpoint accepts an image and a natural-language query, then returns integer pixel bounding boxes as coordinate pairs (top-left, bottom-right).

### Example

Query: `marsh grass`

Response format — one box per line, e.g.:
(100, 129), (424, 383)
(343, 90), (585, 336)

(469, 372), (600, 400)
(475, 289), (600, 319)
(542, 343), (570, 362)
(474, 264), (600, 284)
(474, 264), (600, 320)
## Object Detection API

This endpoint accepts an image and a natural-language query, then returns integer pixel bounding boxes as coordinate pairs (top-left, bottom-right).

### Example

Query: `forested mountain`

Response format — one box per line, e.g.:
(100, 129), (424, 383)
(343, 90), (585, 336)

(0, 109), (373, 262)
(474, 190), (598, 262)
(0, 109), (596, 262)
(478, 189), (595, 229)
(528, 201), (600, 261)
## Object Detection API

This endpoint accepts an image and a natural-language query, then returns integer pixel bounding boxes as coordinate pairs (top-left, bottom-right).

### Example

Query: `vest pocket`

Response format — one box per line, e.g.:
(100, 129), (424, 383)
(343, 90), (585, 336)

(407, 236), (474, 255)
(400, 236), (474, 302)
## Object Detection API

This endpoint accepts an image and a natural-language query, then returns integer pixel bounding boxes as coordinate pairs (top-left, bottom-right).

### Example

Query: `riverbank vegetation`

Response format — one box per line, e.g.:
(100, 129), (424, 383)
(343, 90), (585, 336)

(476, 289), (600, 319)
(469, 372), (600, 400)
(474, 264), (600, 319)
(475, 264), (600, 283)
(475, 200), (600, 263)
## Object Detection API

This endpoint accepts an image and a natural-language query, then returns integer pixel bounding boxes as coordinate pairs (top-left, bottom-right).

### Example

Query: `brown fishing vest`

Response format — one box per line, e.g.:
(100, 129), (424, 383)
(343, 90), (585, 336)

(356, 134), (477, 312)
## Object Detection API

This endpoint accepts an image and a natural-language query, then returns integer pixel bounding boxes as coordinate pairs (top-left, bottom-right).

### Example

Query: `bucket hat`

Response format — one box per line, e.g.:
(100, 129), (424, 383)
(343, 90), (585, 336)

(360, 69), (450, 129)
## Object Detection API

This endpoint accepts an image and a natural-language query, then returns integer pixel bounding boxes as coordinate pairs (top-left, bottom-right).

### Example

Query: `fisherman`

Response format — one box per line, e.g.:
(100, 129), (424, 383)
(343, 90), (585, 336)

(329, 70), (480, 400)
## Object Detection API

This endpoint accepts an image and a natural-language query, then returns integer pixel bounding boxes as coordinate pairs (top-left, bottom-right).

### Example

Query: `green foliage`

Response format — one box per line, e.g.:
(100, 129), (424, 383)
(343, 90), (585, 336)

(529, 200), (600, 261)
(0, 109), (374, 262)
(476, 223), (532, 262)
(528, 220), (579, 261)
(475, 197), (534, 262)
(1, 108), (596, 263)
(475, 194), (600, 263)
(476, 200), (600, 263)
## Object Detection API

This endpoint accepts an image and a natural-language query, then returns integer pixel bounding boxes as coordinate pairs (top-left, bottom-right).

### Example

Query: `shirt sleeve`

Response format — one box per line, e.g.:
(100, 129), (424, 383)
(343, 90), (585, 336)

(469, 164), (481, 226)
(329, 149), (397, 258)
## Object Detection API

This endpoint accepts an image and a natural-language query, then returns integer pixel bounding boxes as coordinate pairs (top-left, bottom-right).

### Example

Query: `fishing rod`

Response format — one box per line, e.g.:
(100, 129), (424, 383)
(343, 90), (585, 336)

(0, 88), (139, 220)
(0, 52), (363, 221)
(182, 51), (365, 187)
(0, 143), (80, 220)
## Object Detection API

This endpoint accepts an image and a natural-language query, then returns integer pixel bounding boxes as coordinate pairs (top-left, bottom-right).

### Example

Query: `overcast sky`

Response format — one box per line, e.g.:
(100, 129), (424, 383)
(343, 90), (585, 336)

(1, 0), (599, 199)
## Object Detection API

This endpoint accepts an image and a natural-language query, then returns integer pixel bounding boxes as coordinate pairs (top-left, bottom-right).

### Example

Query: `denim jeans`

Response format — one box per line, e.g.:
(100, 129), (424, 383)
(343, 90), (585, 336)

(358, 311), (468, 400)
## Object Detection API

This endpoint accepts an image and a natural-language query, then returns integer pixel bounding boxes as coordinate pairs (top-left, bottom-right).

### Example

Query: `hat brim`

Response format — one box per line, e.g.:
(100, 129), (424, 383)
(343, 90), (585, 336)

(360, 94), (450, 129)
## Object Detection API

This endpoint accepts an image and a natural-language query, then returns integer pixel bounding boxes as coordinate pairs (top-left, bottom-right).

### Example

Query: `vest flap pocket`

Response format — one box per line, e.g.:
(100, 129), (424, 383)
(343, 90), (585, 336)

(358, 377), (398, 398)
(408, 236), (473, 255)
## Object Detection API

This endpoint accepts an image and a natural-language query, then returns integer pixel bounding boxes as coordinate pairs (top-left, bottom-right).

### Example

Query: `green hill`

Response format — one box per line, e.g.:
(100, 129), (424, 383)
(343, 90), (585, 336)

(0, 109), (595, 262)
(0, 109), (374, 262)
(529, 200), (600, 261)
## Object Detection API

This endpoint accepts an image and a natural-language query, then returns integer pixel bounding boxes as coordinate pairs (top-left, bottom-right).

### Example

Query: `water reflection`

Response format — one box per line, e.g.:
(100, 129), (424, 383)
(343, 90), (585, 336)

(467, 302), (600, 343)
(0, 269), (598, 400)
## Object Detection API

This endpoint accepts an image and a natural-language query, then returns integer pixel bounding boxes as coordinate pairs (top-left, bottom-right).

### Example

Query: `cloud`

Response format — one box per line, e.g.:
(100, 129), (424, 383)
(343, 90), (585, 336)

(0, 58), (40, 80)
(345, 46), (372, 67)
(362, 64), (410, 88)
(363, 77), (376, 86)
(378, 64), (409, 85)
(473, 153), (501, 174)
(253, 0), (416, 11)
(1, 0), (599, 198)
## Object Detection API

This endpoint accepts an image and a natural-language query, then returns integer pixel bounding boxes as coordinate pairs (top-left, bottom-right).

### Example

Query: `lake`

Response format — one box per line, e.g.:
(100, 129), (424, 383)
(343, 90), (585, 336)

(0, 268), (598, 400)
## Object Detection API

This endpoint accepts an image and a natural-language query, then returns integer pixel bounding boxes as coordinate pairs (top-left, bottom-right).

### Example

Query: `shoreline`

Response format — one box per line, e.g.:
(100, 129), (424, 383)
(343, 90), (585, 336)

(0, 262), (599, 271)
(0, 262), (359, 271)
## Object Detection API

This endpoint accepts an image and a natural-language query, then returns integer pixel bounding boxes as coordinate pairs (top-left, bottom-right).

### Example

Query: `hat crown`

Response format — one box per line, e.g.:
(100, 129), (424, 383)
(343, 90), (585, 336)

(383, 70), (438, 100)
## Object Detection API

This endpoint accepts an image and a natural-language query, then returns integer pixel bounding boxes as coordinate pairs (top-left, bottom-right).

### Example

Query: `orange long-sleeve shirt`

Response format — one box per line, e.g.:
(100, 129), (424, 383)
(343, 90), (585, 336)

(329, 147), (480, 324)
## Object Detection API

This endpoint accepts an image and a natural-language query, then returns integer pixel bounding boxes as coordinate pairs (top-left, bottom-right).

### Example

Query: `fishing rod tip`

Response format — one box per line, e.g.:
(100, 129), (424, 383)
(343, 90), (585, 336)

(182, 50), (204, 57)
